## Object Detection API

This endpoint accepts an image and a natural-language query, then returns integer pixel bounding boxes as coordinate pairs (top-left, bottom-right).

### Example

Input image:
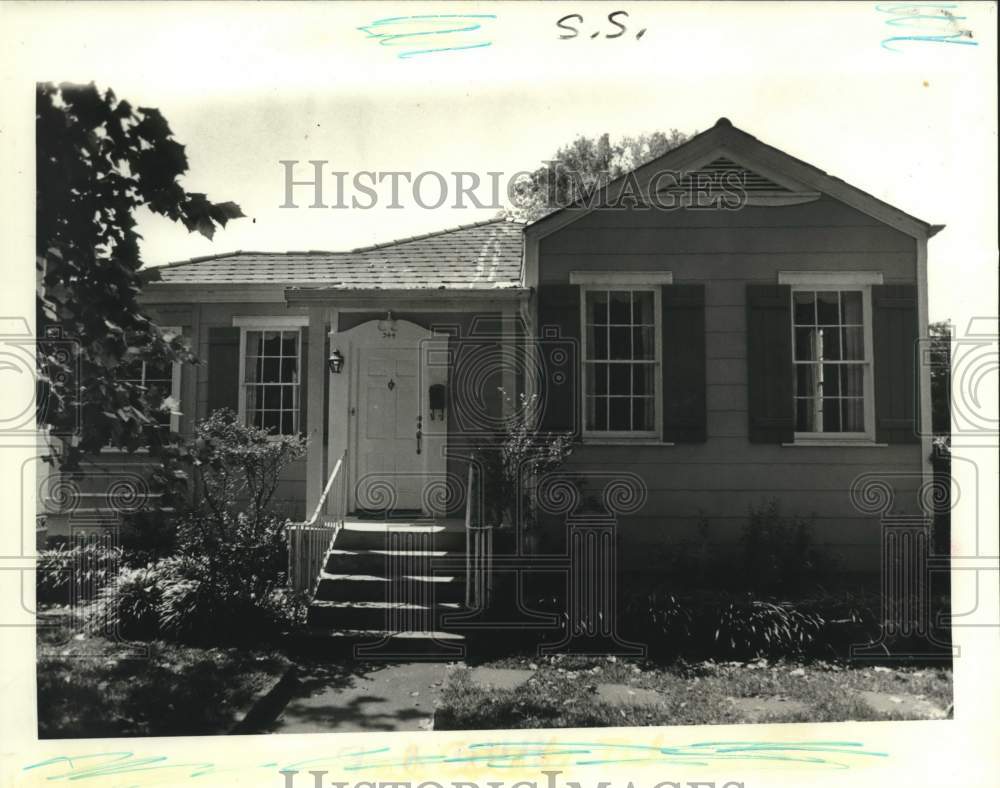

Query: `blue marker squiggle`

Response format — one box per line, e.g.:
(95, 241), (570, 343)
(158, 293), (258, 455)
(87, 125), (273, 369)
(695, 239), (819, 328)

(358, 14), (497, 59)
(876, 3), (978, 51)
(22, 740), (889, 783)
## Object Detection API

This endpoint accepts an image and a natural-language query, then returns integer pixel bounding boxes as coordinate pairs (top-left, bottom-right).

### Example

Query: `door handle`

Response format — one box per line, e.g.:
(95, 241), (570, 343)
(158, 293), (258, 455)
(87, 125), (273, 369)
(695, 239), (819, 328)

(416, 415), (422, 455)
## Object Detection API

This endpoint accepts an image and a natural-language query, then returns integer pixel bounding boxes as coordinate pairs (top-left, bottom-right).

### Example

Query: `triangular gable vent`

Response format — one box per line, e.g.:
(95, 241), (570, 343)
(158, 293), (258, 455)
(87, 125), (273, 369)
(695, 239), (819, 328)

(690, 157), (788, 192)
(657, 156), (820, 207)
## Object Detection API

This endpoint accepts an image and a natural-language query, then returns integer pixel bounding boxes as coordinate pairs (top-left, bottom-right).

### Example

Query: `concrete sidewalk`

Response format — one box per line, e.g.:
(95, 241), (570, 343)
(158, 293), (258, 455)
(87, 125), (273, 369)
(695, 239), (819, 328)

(261, 661), (456, 734)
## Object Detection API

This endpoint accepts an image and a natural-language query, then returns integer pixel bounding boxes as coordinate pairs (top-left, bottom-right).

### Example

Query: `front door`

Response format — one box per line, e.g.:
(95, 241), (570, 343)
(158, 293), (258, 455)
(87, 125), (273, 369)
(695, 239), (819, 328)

(329, 318), (448, 518)
(357, 347), (423, 512)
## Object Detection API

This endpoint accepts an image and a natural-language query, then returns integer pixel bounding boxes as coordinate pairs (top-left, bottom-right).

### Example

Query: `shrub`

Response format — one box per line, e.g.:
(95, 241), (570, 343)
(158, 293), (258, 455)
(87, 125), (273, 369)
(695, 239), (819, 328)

(623, 590), (694, 656)
(119, 509), (177, 567)
(94, 553), (308, 645)
(156, 556), (306, 644)
(104, 409), (308, 643)
(740, 500), (838, 593)
(176, 510), (290, 606)
(37, 539), (123, 606)
(472, 390), (573, 531)
(619, 584), (881, 661)
(93, 559), (177, 640)
(183, 408), (308, 527)
(713, 596), (824, 659)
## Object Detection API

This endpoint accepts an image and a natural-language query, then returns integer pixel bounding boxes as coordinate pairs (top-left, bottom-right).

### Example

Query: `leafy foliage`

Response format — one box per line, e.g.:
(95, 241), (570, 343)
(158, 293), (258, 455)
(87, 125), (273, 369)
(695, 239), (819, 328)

(713, 598), (824, 659)
(621, 588), (879, 661)
(506, 129), (691, 222)
(179, 408), (307, 530)
(37, 539), (123, 606)
(36, 82), (243, 469)
(739, 499), (837, 594)
(92, 410), (308, 643)
(96, 560), (174, 640)
(174, 408), (306, 617)
(472, 391), (574, 529)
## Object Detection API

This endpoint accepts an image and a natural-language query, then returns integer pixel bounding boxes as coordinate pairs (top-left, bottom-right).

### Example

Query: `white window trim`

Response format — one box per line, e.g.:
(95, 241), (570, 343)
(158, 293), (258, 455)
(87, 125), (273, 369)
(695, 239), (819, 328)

(571, 271), (673, 286)
(578, 282), (664, 441)
(779, 271), (884, 286)
(232, 315), (309, 328)
(789, 284), (876, 444)
(236, 319), (305, 437)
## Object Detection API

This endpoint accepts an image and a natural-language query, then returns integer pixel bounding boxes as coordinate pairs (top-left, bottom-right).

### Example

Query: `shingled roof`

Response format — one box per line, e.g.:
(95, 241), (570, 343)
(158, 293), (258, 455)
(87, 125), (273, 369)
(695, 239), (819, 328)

(152, 218), (524, 289)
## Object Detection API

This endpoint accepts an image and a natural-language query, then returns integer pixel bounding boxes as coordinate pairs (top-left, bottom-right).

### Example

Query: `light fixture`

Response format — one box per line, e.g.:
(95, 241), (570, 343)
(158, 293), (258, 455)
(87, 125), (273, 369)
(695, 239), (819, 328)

(377, 310), (397, 339)
(327, 349), (345, 374)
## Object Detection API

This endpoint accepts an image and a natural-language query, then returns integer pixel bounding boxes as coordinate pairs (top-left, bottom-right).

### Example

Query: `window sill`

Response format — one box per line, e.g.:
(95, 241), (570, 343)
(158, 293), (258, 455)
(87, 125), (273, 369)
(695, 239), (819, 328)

(782, 440), (887, 447)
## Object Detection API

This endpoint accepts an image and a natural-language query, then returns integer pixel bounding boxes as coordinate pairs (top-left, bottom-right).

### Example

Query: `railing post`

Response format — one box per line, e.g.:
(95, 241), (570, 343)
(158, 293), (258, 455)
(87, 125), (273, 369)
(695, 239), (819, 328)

(287, 450), (347, 595)
(465, 464), (474, 608)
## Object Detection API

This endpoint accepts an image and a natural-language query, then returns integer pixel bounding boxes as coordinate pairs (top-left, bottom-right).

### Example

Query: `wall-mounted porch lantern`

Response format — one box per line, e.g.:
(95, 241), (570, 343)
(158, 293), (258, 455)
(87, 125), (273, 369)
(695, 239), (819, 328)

(327, 349), (345, 374)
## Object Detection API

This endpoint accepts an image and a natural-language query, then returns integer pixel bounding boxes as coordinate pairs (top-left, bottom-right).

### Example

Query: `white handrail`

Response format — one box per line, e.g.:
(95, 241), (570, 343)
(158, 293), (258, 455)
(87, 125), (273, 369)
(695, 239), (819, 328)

(302, 451), (346, 527)
(287, 450), (348, 594)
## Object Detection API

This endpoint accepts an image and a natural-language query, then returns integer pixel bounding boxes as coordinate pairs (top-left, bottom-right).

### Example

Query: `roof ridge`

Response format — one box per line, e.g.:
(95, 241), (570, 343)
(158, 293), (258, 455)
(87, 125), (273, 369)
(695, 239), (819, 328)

(348, 217), (521, 253)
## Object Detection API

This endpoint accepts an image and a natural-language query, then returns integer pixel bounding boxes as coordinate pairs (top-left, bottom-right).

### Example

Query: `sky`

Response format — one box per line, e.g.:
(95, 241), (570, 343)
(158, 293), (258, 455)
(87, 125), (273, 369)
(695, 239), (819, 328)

(3, 1), (997, 327)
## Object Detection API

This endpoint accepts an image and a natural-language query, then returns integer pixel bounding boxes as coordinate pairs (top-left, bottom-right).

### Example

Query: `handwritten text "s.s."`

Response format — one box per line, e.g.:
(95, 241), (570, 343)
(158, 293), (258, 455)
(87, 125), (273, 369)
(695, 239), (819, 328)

(557, 11), (646, 41)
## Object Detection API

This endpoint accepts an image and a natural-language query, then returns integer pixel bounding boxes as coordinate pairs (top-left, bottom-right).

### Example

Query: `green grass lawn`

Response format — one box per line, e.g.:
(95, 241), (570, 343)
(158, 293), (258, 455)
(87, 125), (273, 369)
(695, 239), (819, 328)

(37, 607), (290, 738)
(434, 654), (953, 730)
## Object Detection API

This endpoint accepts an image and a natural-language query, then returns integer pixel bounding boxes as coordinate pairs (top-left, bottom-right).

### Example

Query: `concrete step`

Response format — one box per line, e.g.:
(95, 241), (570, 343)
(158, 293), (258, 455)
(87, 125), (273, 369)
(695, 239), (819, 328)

(335, 522), (466, 552)
(307, 599), (462, 629)
(313, 571), (465, 603)
(323, 547), (460, 576)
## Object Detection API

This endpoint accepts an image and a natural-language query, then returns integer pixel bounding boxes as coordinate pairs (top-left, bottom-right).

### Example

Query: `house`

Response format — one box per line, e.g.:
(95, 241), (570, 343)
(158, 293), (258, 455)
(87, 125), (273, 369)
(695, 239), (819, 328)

(101, 119), (939, 603)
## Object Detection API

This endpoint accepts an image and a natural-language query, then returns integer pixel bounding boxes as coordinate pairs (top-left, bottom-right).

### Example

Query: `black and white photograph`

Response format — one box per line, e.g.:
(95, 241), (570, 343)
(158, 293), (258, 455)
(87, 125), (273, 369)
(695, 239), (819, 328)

(1, 2), (997, 787)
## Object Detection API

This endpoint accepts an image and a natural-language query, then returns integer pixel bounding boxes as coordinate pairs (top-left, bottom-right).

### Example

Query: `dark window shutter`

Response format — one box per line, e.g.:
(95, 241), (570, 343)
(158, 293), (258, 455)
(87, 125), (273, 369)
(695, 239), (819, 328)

(873, 284), (920, 443)
(206, 326), (240, 416)
(746, 285), (794, 443)
(537, 285), (580, 433)
(662, 284), (706, 442)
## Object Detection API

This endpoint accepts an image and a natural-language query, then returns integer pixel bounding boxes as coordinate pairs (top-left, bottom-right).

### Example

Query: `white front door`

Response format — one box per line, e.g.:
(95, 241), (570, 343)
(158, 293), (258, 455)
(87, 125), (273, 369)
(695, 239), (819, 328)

(328, 318), (449, 517)
(357, 347), (423, 511)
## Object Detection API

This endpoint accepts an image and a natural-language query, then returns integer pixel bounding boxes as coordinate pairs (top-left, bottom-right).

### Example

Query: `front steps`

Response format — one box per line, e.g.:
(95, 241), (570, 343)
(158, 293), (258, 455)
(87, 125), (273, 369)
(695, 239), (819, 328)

(304, 519), (469, 658)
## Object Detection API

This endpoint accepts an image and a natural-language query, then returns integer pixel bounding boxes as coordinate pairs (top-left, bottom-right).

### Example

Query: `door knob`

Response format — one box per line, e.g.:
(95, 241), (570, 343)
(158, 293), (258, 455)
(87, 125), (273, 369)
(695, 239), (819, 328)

(416, 414), (422, 454)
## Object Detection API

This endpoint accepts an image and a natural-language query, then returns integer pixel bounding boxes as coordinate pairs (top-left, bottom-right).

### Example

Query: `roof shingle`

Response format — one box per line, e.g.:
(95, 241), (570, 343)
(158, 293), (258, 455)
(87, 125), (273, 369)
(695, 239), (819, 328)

(152, 219), (524, 289)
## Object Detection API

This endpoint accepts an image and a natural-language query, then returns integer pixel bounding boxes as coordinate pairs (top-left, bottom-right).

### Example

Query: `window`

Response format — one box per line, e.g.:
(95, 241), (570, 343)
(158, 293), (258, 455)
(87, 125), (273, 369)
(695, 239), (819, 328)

(117, 357), (177, 433)
(792, 288), (873, 439)
(239, 327), (302, 435)
(107, 326), (183, 445)
(581, 287), (660, 436)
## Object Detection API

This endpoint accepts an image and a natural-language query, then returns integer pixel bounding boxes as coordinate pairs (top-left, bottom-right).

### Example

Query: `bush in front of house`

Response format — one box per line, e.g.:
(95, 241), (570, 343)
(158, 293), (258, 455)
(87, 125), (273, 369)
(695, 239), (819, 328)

(93, 409), (309, 643)
(95, 559), (176, 640)
(739, 499), (840, 594)
(472, 391), (574, 542)
(37, 539), (124, 607)
(713, 596), (825, 658)
(621, 586), (881, 661)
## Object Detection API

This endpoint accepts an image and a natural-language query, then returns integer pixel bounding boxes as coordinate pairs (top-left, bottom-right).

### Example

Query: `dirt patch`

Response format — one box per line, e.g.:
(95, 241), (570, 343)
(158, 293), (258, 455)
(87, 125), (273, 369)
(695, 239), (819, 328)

(467, 667), (533, 691)
(858, 690), (949, 719)
(726, 696), (810, 722)
(596, 683), (663, 706)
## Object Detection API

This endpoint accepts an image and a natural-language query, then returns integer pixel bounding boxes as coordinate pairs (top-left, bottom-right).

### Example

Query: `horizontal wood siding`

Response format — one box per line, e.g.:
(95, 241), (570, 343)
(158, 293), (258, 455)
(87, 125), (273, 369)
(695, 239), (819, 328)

(537, 197), (922, 571)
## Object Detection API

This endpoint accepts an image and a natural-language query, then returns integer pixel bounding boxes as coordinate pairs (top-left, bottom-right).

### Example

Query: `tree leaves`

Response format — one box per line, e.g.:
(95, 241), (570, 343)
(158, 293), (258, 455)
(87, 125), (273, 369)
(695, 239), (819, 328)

(506, 129), (691, 222)
(36, 81), (244, 469)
